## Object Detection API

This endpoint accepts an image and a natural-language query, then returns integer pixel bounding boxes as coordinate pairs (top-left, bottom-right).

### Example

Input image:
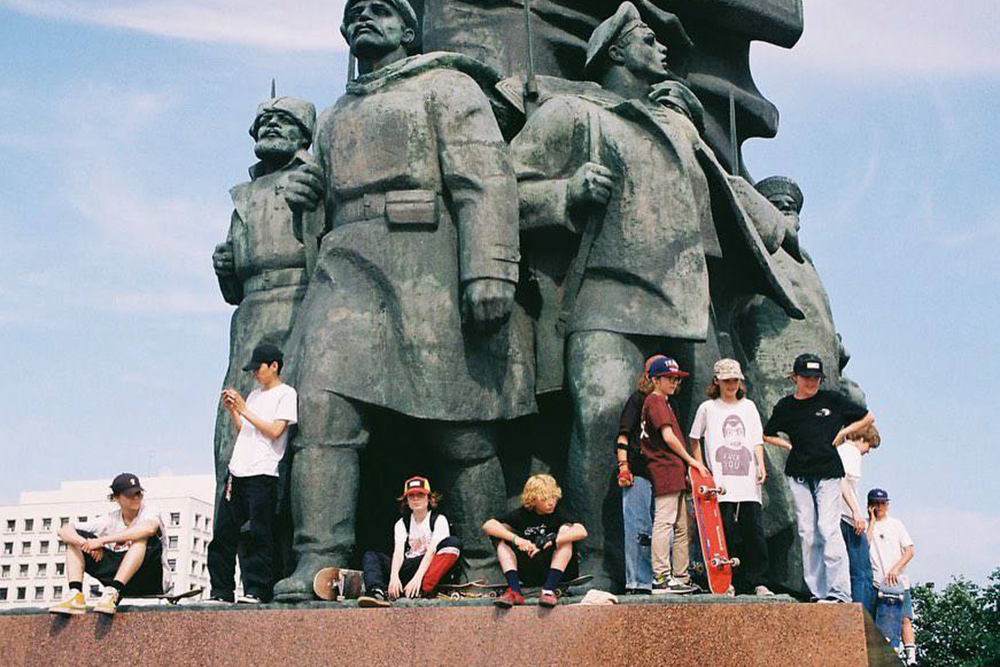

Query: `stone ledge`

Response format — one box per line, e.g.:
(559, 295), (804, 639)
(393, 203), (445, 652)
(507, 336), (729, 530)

(0, 597), (899, 667)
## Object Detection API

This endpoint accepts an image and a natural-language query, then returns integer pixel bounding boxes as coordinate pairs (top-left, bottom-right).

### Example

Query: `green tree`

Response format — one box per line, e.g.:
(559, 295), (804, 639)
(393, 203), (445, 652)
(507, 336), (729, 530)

(910, 567), (1000, 667)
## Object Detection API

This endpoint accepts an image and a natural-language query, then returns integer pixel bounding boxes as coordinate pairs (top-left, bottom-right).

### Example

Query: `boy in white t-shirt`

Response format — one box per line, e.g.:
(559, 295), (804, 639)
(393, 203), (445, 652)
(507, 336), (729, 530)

(207, 343), (297, 603)
(690, 359), (772, 596)
(836, 425), (880, 615)
(358, 477), (463, 607)
(867, 488), (916, 664)
(49, 473), (169, 616)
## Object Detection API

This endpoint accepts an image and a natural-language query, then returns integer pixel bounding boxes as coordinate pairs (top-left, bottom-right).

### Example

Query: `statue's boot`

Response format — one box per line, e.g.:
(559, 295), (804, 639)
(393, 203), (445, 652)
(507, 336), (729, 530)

(273, 444), (360, 602)
(429, 422), (505, 582)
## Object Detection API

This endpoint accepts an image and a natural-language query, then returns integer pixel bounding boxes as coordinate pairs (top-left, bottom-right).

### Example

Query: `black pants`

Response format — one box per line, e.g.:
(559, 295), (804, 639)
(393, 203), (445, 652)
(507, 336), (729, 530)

(720, 501), (770, 593)
(362, 536), (462, 593)
(80, 530), (164, 596)
(207, 474), (277, 601)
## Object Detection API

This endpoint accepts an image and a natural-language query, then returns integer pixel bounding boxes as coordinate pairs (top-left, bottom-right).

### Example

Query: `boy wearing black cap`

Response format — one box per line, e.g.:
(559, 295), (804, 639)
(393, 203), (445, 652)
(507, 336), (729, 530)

(207, 343), (297, 603)
(763, 353), (874, 602)
(49, 474), (170, 615)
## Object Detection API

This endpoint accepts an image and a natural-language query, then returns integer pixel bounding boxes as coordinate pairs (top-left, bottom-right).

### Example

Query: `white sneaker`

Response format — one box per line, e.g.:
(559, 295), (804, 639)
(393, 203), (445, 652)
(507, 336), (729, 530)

(201, 597), (231, 605)
(236, 594), (262, 604)
(754, 585), (775, 597)
(49, 590), (88, 615)
(93, 586), (120, 615)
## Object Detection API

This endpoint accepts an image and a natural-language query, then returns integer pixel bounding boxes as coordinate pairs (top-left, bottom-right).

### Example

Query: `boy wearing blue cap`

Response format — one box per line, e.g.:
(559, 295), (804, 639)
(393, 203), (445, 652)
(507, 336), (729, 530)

(867, 489), (916, 664)
(641, 357), (710, 594)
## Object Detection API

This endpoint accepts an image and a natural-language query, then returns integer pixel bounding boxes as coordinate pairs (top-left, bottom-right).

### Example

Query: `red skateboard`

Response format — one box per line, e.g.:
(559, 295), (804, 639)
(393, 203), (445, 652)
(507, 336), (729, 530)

(689, 466), (739, 594)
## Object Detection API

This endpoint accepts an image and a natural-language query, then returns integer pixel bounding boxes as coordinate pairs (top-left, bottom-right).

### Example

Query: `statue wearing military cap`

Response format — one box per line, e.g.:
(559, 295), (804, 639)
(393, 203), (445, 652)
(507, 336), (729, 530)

(211, 91), (323, 552)
(273, 0), (532, 601)
(509, 1), (800, 588)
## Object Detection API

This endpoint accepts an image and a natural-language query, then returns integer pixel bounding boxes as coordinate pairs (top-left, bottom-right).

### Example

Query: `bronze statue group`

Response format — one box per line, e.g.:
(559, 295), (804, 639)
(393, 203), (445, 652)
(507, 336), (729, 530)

(45, 1), (918, 662)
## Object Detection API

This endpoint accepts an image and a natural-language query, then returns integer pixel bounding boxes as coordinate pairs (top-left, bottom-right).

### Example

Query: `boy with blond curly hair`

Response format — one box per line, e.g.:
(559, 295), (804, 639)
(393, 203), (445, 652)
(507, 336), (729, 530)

(483, 475), (587, 608)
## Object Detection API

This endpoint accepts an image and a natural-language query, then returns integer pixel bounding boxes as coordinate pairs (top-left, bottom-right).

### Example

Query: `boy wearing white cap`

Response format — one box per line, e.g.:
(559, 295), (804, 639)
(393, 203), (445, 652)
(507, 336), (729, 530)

(689, 359), (773, 595)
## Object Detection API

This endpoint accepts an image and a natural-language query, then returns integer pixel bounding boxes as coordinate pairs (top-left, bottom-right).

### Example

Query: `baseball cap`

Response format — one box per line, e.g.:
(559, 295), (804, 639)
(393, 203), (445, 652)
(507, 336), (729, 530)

(644, 354), (666, 376)
(243, 343), (284, 371)
(713, 358), (744, 381)
(648, 356), (689, 378)
(867, 488), (890, 503)
(792, 353), (825, 378)
(110, 473), (143, 496)
(402, 476), (431, 497)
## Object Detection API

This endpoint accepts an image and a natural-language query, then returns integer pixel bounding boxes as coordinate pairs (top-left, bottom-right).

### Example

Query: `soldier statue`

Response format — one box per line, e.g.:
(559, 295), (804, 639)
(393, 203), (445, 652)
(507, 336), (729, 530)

(211, 95), (321, 555)
(273, 0), (533, 601)
(509, 1), (800, 587)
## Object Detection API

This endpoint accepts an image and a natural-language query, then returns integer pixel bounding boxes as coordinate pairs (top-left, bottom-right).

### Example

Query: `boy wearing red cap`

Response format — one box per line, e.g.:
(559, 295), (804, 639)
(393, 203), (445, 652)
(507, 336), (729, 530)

(357, 477), (462, 607)
(641, 357), (709, 594)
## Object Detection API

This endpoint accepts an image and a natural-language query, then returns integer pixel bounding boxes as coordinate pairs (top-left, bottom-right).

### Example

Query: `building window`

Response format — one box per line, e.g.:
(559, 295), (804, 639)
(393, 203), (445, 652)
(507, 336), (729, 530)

(52, 586), (62, 600)
(201, 563), (207, 577)
(167, 559), (176, 573)
(23, 519), (34, 533)
(4, 520), (13, 533)
(2, 543), (12, 556)
(205, 518), (212, 532)
(1, 565), (9, 579)
(18, 565), (28, 578)
(34, 586), (44, 601)
(21, 542), (31, 556)
(195, 514), (202, 529)
(77, 516), (87, 524)
(42, 518), (52, 531)
(56, 563), (64, 576)
(170, 513), (181, 527)
(0, 587), (6, 601)
(89, 585), (101, 598)
(57, 541), (66, 554)
(16, 587), (26, 601)
(39, 541), (49, 555)
(190, 583), (200, 592)
(193, 537), (200, 551)
(37, 564), (47, 578)
(168, 536), (178, 550)
(60, 517), (69, 527)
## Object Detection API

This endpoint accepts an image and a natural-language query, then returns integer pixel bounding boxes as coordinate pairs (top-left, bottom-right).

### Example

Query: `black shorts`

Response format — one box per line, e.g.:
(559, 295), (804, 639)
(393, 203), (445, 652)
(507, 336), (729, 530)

(514, 547), (579, 587)
(80, 530), (165, 596)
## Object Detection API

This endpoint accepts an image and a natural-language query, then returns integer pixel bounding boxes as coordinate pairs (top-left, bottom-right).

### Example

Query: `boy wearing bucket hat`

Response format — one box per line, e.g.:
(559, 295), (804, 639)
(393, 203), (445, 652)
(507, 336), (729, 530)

(641, 357), (709, 594)
(207, 343), (297, 603)
(689, 359), (772, 596)
(763, 353), (874, 602)
(357, 477), (463, 607)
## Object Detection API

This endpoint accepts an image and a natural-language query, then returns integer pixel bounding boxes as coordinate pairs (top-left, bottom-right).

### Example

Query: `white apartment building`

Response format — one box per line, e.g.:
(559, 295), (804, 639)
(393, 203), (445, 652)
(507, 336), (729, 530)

(0, 474), (216, 609)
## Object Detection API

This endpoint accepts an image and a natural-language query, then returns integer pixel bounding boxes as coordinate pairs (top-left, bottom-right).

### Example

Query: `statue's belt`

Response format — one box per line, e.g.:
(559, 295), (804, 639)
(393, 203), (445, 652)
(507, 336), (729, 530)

(334, 190), (442, 229)
(243, 267), (308, 295)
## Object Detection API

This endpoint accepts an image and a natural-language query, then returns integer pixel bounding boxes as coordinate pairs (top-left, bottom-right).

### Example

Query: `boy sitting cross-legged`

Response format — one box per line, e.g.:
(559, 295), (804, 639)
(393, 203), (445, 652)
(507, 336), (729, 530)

(482, 474), (587, 608)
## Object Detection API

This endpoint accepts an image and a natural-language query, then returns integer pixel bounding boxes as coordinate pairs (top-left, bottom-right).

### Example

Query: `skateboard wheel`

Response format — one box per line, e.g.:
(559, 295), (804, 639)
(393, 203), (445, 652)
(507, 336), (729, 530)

(698, 485), (708, 495)
(710, 557), (722, 567)
(717, 486), (726, 496)
(730, 558), (740, 567)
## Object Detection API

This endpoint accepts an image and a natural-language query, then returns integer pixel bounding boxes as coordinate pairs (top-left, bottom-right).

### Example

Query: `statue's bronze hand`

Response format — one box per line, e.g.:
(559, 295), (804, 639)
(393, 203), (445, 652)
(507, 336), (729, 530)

(567, 161), (614, 212)
(284, 161), (325, 213)
(213, 241), (235, 276)
(462, 278), (515, 333)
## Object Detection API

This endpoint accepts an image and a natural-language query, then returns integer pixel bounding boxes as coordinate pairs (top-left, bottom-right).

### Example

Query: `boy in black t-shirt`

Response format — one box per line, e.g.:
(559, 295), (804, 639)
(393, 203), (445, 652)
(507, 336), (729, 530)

(482, 474), (587, 608)
(763, 353), (874, 602)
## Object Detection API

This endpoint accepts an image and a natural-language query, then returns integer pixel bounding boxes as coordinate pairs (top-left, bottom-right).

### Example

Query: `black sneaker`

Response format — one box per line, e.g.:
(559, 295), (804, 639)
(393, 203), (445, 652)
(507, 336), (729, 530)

(358, 589), (391, 608)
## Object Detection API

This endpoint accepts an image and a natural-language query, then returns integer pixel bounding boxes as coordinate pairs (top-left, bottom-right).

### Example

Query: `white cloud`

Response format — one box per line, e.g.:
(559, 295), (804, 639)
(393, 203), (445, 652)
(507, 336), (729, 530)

(753, 0), (1000, 77)
(1, 0), (347, 51)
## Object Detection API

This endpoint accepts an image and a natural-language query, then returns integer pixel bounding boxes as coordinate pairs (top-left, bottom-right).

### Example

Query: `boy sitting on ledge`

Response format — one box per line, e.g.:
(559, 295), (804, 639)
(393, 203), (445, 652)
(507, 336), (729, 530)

(483, 474), (587, 608)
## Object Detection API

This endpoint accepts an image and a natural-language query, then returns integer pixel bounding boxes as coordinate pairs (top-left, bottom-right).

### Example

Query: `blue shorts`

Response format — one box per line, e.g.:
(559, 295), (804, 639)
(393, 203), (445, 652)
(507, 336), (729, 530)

(902, 589), (913, 619)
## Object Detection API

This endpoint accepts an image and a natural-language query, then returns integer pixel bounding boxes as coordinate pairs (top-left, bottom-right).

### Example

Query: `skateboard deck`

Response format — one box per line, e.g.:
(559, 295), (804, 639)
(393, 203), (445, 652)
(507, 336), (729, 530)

(439, 575), (594, 599)
(313, 567), (365, 601)
(874, 585), (905, 649)
(689, 467), (738, 594)
(129, 588), (205, 605)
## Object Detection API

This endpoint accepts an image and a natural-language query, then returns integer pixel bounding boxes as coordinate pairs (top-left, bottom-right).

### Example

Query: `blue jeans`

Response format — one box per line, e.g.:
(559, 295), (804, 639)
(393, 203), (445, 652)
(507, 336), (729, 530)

(622, 475), (654, 590)
(840, 520), (875, 616)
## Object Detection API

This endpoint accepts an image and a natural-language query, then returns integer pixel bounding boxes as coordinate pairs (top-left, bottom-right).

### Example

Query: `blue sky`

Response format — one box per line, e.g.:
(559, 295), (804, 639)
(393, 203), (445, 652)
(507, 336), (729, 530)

(2, 1), (998, 586)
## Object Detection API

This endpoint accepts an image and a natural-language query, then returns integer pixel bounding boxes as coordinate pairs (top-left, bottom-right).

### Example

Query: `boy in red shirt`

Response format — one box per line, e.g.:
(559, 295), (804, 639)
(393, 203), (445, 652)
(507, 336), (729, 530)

(641, 357), (709, 594)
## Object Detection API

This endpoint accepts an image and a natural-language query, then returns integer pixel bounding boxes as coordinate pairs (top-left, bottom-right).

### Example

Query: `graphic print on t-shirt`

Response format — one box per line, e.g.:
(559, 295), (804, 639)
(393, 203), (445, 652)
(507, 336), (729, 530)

(714, 415), (752, 476)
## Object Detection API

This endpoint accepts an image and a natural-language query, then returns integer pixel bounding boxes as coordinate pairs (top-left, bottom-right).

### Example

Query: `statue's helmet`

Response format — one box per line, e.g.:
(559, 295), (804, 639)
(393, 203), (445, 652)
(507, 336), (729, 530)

(340, 0), (420, 55)
(755, 176), (804, 213)
(249, 97), (317, 143)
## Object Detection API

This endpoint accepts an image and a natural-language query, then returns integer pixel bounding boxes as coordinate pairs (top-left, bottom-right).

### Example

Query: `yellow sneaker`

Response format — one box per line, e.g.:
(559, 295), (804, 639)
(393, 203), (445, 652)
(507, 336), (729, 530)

(49, 590), (87, 615)
(93, 587), (120, 615)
